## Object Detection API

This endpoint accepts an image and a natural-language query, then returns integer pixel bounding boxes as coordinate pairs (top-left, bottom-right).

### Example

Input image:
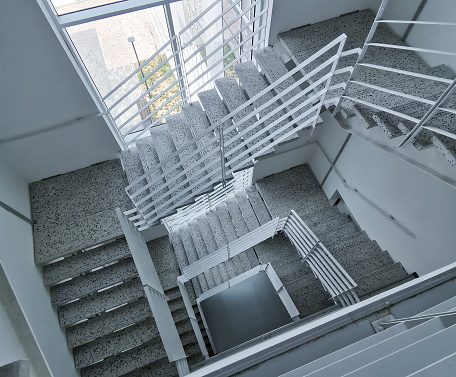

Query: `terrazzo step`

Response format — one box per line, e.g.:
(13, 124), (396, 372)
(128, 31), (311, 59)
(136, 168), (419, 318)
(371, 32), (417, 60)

(254, 233), (302, 271)
(355, 262), (412, 298)
(215, 76), (275, 158)
(196, 216), (232, 281)
(120, 148), (152, 213)
(42, 237), (130, 286)
(288, 282), (333, 317)
(301, 206), (350, 226)
(245, 185), (272, 225)
(168, 231), (204, 297)
(214, 203), (253, 273)
(181, 103), (222, 177)
(224, 196), (260, 268)
(324, 230), (371, 253)
(149, 124), (194, 213)
(80, 331), (200, 377)
(50, 257), (138, 306)
(136, 137), (174, 216)
(234, 191), (262, 231)
(73, 316), (194, 369)
(433, 134), (456, 167)
(187, 221), (224, 286)
(253, 47), (320, 126)
(234, 61), (299, 144)
(275, 261), (317, 285)
(118, 357), (178, 377)
(179, 226), (214, 291)
(198, 89), (252, 171)
(166, 113), (210, 195)
(303, 211), (352, 235)
(316, 221), (359, 245)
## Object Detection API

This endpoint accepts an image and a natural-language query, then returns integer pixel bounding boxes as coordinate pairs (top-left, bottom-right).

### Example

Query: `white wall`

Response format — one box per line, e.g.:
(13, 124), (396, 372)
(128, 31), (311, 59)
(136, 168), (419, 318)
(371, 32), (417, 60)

(405, 0), (456, 72)
(309, 112), (456, 276)
(268, 0), (382, 48)
(0, 160), (78, 377)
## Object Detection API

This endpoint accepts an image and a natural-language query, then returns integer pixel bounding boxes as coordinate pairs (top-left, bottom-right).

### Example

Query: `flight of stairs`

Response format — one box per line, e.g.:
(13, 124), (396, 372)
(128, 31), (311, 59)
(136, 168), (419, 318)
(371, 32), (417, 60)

(277, 9), (456, 167)
(169, 165), (416, 320)
(31, 161), (209, 377)
(121, 46), (321, 224)
(280, 295), (456, 377)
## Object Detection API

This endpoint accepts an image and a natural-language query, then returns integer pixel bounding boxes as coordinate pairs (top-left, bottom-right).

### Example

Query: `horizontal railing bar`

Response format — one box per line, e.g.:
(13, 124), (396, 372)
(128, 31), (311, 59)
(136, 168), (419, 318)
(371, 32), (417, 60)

(350, 80), (436, 105)
(225, 0), (254, 34)
(440, 107), (456, 115)
(103, 36), (176, 100)
(184, 2), (265, 66)
(357, 63), (454, 84)
(328, 82), (346, 91)
(187, 25), (266, 87)
(334, 66), (354, 75)
(117, 68), (182, 129)
(340, 48), (362, 57)
(216, 34), (346, 126)
(185, 11), (266, 75)
(422, 126), (456, 141)
(378, 20), (456, 26)
(115, 64), (181, 124)
(182, 0), (245, 50)
(366, 43), (456, 57)
(342, 95), (421, 122)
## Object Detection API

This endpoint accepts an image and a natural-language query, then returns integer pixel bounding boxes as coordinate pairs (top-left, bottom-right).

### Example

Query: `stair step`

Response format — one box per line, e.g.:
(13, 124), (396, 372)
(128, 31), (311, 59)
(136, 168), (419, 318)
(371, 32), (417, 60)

(198, 89), (252, 171)
(110, 356), (178, 377)
(42, 238), (130, 286)
(214, 203), (253, 272)
(215, 76), (275, 157)
(304, 211), (352, 235)
(433, 134), (456, 167)
(179, 227), (213, 291)
(120, 148), (152, 213)
(197, 216), (232, 280)
(168, 231), (203, 297)
(234, 61), (299, 144)
(253, 47), (317, 127)
(254, 233), (301, 269)
(372, 112), (404, 138)
(188, 221), (224, 286)
(34, 204), (129, 265)
(51, 258), (138, 306)
(288, 284), (333, 318)
(324, 230), (371, 252)
(317, 221), (359, 245)
(166, 112), (209, 195)
(136, 137), (174, 216)
(245, 186), (272, 225)
(234, 191), (261, 231)
(149, 124), (193, 211)
(181, 103), (221, 176)
(224, 196), (260, 268)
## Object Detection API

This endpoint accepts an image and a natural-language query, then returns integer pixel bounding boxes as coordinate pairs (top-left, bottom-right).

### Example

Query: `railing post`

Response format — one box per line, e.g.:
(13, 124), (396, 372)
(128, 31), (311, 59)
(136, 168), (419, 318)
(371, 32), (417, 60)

(218, 122), (227, 187)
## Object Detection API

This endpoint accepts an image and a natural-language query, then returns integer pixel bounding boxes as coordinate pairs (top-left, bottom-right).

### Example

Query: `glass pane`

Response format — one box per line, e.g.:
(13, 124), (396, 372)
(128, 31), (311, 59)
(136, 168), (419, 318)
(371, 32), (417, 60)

(52, 0), (127, 16)
(66, 5), (184, 136)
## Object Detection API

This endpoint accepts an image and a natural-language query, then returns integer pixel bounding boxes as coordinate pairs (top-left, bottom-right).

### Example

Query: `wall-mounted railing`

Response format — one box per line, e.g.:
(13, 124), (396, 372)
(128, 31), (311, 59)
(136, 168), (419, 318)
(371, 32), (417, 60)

(333, 0), (456, 150)
(124, 34), (347, 230)
(282, 210), (359, 307)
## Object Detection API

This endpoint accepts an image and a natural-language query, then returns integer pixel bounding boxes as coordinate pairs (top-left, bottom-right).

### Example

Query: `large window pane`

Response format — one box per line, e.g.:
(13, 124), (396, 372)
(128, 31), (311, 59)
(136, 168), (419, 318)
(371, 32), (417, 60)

(52, 0), (127, 16)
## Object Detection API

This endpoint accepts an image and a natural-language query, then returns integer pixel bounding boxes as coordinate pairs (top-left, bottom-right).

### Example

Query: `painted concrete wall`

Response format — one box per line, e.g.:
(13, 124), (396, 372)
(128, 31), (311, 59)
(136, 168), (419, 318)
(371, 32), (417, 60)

(308, 112), (456, 276)
(0, 160), (78, 377)
(268, 0), (382, 50)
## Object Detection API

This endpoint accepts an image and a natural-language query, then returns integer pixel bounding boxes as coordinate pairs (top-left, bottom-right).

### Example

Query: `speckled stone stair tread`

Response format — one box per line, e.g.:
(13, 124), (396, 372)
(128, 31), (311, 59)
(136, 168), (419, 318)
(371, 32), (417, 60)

(245, 186), (272, 225)
(302, 211), (352, 235)
(149, 124), (194, 211)
(120, 148), (152, 213)
(224, 196), (260, 267)
(215, 76), (275, 157)
(120, 357), (178, 377)
(179, 226), (214, 291)
(288, 284), (333, 317)
(234, 61), (299, 143)
(51, 258), (139, 306)
(136, 136), (174, 215)
(432, 135), (456, 166)
(324, 230), (371, 253)
(214, 203), (253, 273)
(253, 47), (320, 126)
(42, 237), (130, 286)
(188, 221), (224, 286)
(301, 206), (350, 226)
(197, 216), (232, 281)
(80, 330), (200, 377)
(166, 113), (210, 195)
(169, 231), (204, 297)
(181, 103), (221, 176)
(197, 89), (252, 171)
(205, 210), (244, 276)
(74, 316), (194, 369)
(315, 221), (359, 245)
(254, 233), (300, 267)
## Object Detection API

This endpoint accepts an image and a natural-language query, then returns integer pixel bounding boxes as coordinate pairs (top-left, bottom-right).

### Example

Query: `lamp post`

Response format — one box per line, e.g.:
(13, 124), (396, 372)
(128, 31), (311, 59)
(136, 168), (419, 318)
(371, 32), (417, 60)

(128, 36), (149, 91)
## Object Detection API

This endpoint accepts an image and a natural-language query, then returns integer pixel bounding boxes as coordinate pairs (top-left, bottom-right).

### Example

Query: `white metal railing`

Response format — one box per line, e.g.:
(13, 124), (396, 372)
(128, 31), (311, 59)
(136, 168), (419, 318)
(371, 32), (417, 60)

(124, 34), (347, 230)
(282, 210), (360, 307)
(116, 209), (189, 375)
(333, 0), (456, 150)
(164, 167), (253, 232)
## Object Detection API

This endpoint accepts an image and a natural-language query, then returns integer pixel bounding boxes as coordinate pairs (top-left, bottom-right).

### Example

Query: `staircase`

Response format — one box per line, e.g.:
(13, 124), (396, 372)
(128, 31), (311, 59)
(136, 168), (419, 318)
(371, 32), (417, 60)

(280, 295), (456, 377)
(277, 8), (456, 167)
